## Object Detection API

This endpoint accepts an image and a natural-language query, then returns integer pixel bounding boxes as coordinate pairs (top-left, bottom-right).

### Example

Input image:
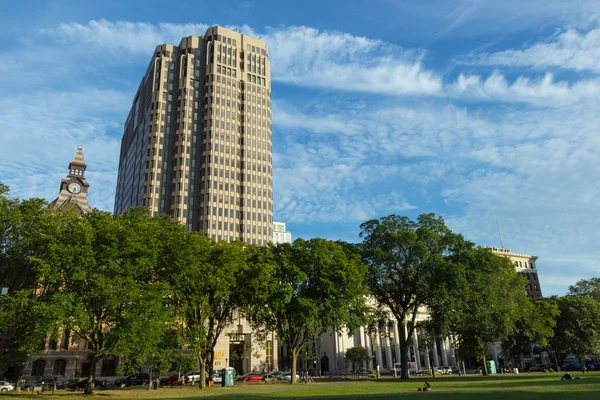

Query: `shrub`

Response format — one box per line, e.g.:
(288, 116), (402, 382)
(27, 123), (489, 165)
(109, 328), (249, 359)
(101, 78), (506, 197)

(549, 368), (555, 373)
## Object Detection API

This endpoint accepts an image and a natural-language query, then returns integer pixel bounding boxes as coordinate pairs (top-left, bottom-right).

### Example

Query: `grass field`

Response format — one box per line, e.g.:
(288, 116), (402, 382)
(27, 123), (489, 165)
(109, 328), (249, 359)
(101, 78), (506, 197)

(1, 372), (599, 399)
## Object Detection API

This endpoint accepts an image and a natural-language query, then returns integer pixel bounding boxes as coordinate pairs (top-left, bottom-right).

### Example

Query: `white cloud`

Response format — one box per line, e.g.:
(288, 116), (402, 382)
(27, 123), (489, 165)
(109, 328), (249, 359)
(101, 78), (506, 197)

(462, 26), (600, 73)
(260, 26), (442, 95)
(451, 72), (600, 106)
(47, 19), (210, 55)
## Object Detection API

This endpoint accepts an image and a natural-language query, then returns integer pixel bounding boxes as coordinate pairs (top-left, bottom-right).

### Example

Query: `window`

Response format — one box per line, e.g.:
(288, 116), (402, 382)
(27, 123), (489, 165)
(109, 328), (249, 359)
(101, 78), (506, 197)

(53, 359), (67, 376)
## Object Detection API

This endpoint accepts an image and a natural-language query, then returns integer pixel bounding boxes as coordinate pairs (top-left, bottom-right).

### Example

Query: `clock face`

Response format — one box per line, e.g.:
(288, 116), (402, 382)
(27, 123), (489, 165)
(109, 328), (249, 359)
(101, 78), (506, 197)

(67, 182), (82, 194)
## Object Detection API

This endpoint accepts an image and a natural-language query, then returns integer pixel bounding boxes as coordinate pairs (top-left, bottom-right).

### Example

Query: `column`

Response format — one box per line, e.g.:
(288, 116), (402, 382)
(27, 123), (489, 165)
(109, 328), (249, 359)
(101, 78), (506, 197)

(356, 327), (365, 347)
(384, 325), (393, 370)
(448, 336), (457, 367)
(364, 328), (373, 370)
(374, 327), (383, 370)
(432, 341), (440, 367)
(404, 325), (411, 361)
(412, 329), (421, 370)
(424, 346), (430, 369)
(393, 321), (401, 365)
(441, 337), (449, 366)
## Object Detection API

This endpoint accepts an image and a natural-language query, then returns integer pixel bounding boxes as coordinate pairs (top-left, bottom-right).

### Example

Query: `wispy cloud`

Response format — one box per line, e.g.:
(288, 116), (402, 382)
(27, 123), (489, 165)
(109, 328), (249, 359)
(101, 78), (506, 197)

(451, 72), (600, 106)
(461, 26), (600, 73)
(46, 19), (211, 55)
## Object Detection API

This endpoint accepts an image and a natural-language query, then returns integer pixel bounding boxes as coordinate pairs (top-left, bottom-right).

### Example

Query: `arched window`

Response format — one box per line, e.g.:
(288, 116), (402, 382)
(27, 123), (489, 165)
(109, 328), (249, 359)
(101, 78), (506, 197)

(53, 359), (67, 377)
(31, 359), (46, 377)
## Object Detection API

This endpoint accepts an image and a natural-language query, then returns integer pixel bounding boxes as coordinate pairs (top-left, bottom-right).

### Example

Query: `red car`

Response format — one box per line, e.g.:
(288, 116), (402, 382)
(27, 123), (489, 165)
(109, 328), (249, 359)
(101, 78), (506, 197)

(241, 374), (265, 382)
(160, 375), (182, 386)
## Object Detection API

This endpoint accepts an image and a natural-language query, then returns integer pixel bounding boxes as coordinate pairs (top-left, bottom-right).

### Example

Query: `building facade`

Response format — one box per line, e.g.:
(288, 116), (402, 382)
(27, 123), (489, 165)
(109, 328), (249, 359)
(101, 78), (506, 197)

(489, 247), (543, 298)
(114, 26), (273, 246)
(272, 221), (292, 244)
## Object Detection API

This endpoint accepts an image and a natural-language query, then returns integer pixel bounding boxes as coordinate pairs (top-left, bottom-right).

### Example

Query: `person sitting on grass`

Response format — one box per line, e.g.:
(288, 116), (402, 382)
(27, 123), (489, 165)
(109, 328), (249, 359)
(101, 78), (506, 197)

(561, 372), (572, 380)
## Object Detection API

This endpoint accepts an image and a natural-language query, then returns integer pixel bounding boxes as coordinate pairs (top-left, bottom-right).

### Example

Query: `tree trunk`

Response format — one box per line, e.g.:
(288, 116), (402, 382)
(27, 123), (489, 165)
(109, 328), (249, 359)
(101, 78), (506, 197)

(481, 353), (488, 376)
(399, 327), (410, 380)
(206, 350), (214, 387)
(14, 365), (24, 393)
(84, 354), (97, 395)
(199, 361), (206, 389)
(290, 348), (299, 384)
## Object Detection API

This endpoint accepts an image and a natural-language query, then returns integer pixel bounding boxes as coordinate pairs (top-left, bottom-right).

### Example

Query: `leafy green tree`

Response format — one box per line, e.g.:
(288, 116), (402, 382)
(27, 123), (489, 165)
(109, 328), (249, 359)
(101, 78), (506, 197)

(35, 208), (176, 394)
(552, 295), (600, 365)
(502, 297), (559, 370)
(359, 213), (462, 380)
(447, 247), (529, 375)
(249, 239), (368, 384)
(345, 346), (369, 372)
(0, 184), (65, 388)
(568, 278), (600, 302)
(167, 236), (267, 389)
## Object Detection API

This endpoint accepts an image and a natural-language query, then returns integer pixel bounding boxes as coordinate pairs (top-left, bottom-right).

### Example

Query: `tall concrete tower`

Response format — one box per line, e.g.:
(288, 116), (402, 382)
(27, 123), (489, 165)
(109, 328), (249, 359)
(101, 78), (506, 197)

(114, 26), (273, 245)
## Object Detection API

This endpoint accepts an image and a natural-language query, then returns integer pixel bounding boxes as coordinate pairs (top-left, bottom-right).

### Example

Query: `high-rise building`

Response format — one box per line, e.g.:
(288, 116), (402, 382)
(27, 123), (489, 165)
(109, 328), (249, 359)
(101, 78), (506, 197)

(489, 247), (543, 298)
(114, 26), (273, 245)
(272, 221), (292, 244)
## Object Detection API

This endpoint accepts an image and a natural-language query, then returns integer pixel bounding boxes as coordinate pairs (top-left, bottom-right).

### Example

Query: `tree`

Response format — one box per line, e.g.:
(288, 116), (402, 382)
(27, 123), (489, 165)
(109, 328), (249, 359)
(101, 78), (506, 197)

(167, 236), (267, 389)
(502, 297), (559, 370)
(345, 346), (369, 372)
(35, 208), (176, 394)
(249, 239), (369, 384)
(568, 278), (600, 302)
(447, 247), (529, 375)
(552, 295), (600, 365)
(359, 213), (461, 379)
(0, 184), (65, 388)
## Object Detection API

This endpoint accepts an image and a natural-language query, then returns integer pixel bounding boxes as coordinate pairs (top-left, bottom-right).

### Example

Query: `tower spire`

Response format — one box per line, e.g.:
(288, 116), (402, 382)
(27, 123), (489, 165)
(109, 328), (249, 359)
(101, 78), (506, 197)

(68, 147), (87, 178)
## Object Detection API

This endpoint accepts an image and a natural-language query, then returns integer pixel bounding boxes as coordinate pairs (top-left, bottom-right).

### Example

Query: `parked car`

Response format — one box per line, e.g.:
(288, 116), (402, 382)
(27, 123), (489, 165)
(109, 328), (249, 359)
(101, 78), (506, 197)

(0, 381), (15, 392)
(184, 371), (202, 384)
(415, 369), (430, 376)
(160, 375), (182, 386)
(450, 366), (460, 374)
(239, 373), (265, 382)
(355, 367), (369, 376)
(212, 370), (223, 384)
(278, 372), (300, 381)
(440, 366), (452, 375)
(114, 373), (150, 388)
(263, 372), (280, 382)
(21, 381), (44, 391)
(68, 379), (106, 390)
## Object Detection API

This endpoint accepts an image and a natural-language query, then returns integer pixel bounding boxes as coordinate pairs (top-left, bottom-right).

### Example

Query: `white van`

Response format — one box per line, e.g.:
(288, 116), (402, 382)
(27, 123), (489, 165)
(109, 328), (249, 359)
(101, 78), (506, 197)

(394, 362), (418, 375)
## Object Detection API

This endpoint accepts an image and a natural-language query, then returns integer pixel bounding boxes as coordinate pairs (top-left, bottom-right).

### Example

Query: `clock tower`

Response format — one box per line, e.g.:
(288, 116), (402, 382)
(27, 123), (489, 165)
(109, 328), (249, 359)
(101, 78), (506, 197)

(48, 147), (92, 214)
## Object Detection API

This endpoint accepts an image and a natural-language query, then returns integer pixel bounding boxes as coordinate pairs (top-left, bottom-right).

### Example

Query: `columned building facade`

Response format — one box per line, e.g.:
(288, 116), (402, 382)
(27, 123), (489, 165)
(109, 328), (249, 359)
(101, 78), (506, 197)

(316, 314), (459, 375)
(114, 26), (273, 246)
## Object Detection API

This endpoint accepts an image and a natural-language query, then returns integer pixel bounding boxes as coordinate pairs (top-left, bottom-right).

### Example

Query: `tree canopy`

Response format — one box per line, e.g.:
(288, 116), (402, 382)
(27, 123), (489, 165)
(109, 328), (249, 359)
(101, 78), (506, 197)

(248, 238), (369, 384)
(359, 213), (462, 379)
(445, 247), (530, 374)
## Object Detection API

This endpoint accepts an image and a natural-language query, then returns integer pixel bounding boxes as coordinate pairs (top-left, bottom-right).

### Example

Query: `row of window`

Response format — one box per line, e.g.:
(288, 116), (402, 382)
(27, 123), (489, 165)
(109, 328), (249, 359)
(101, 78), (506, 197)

(515, 261), (535, 269)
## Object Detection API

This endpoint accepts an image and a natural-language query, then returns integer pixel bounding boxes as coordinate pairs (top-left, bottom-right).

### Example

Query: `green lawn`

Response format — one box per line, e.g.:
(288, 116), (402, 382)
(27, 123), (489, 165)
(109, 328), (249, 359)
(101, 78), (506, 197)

(2, 372), (599, 399)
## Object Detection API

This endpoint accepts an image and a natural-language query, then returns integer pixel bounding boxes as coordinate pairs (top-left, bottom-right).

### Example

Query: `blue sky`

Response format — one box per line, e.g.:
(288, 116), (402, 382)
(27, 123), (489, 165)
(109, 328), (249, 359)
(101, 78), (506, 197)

(1, 0), (599, 296)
